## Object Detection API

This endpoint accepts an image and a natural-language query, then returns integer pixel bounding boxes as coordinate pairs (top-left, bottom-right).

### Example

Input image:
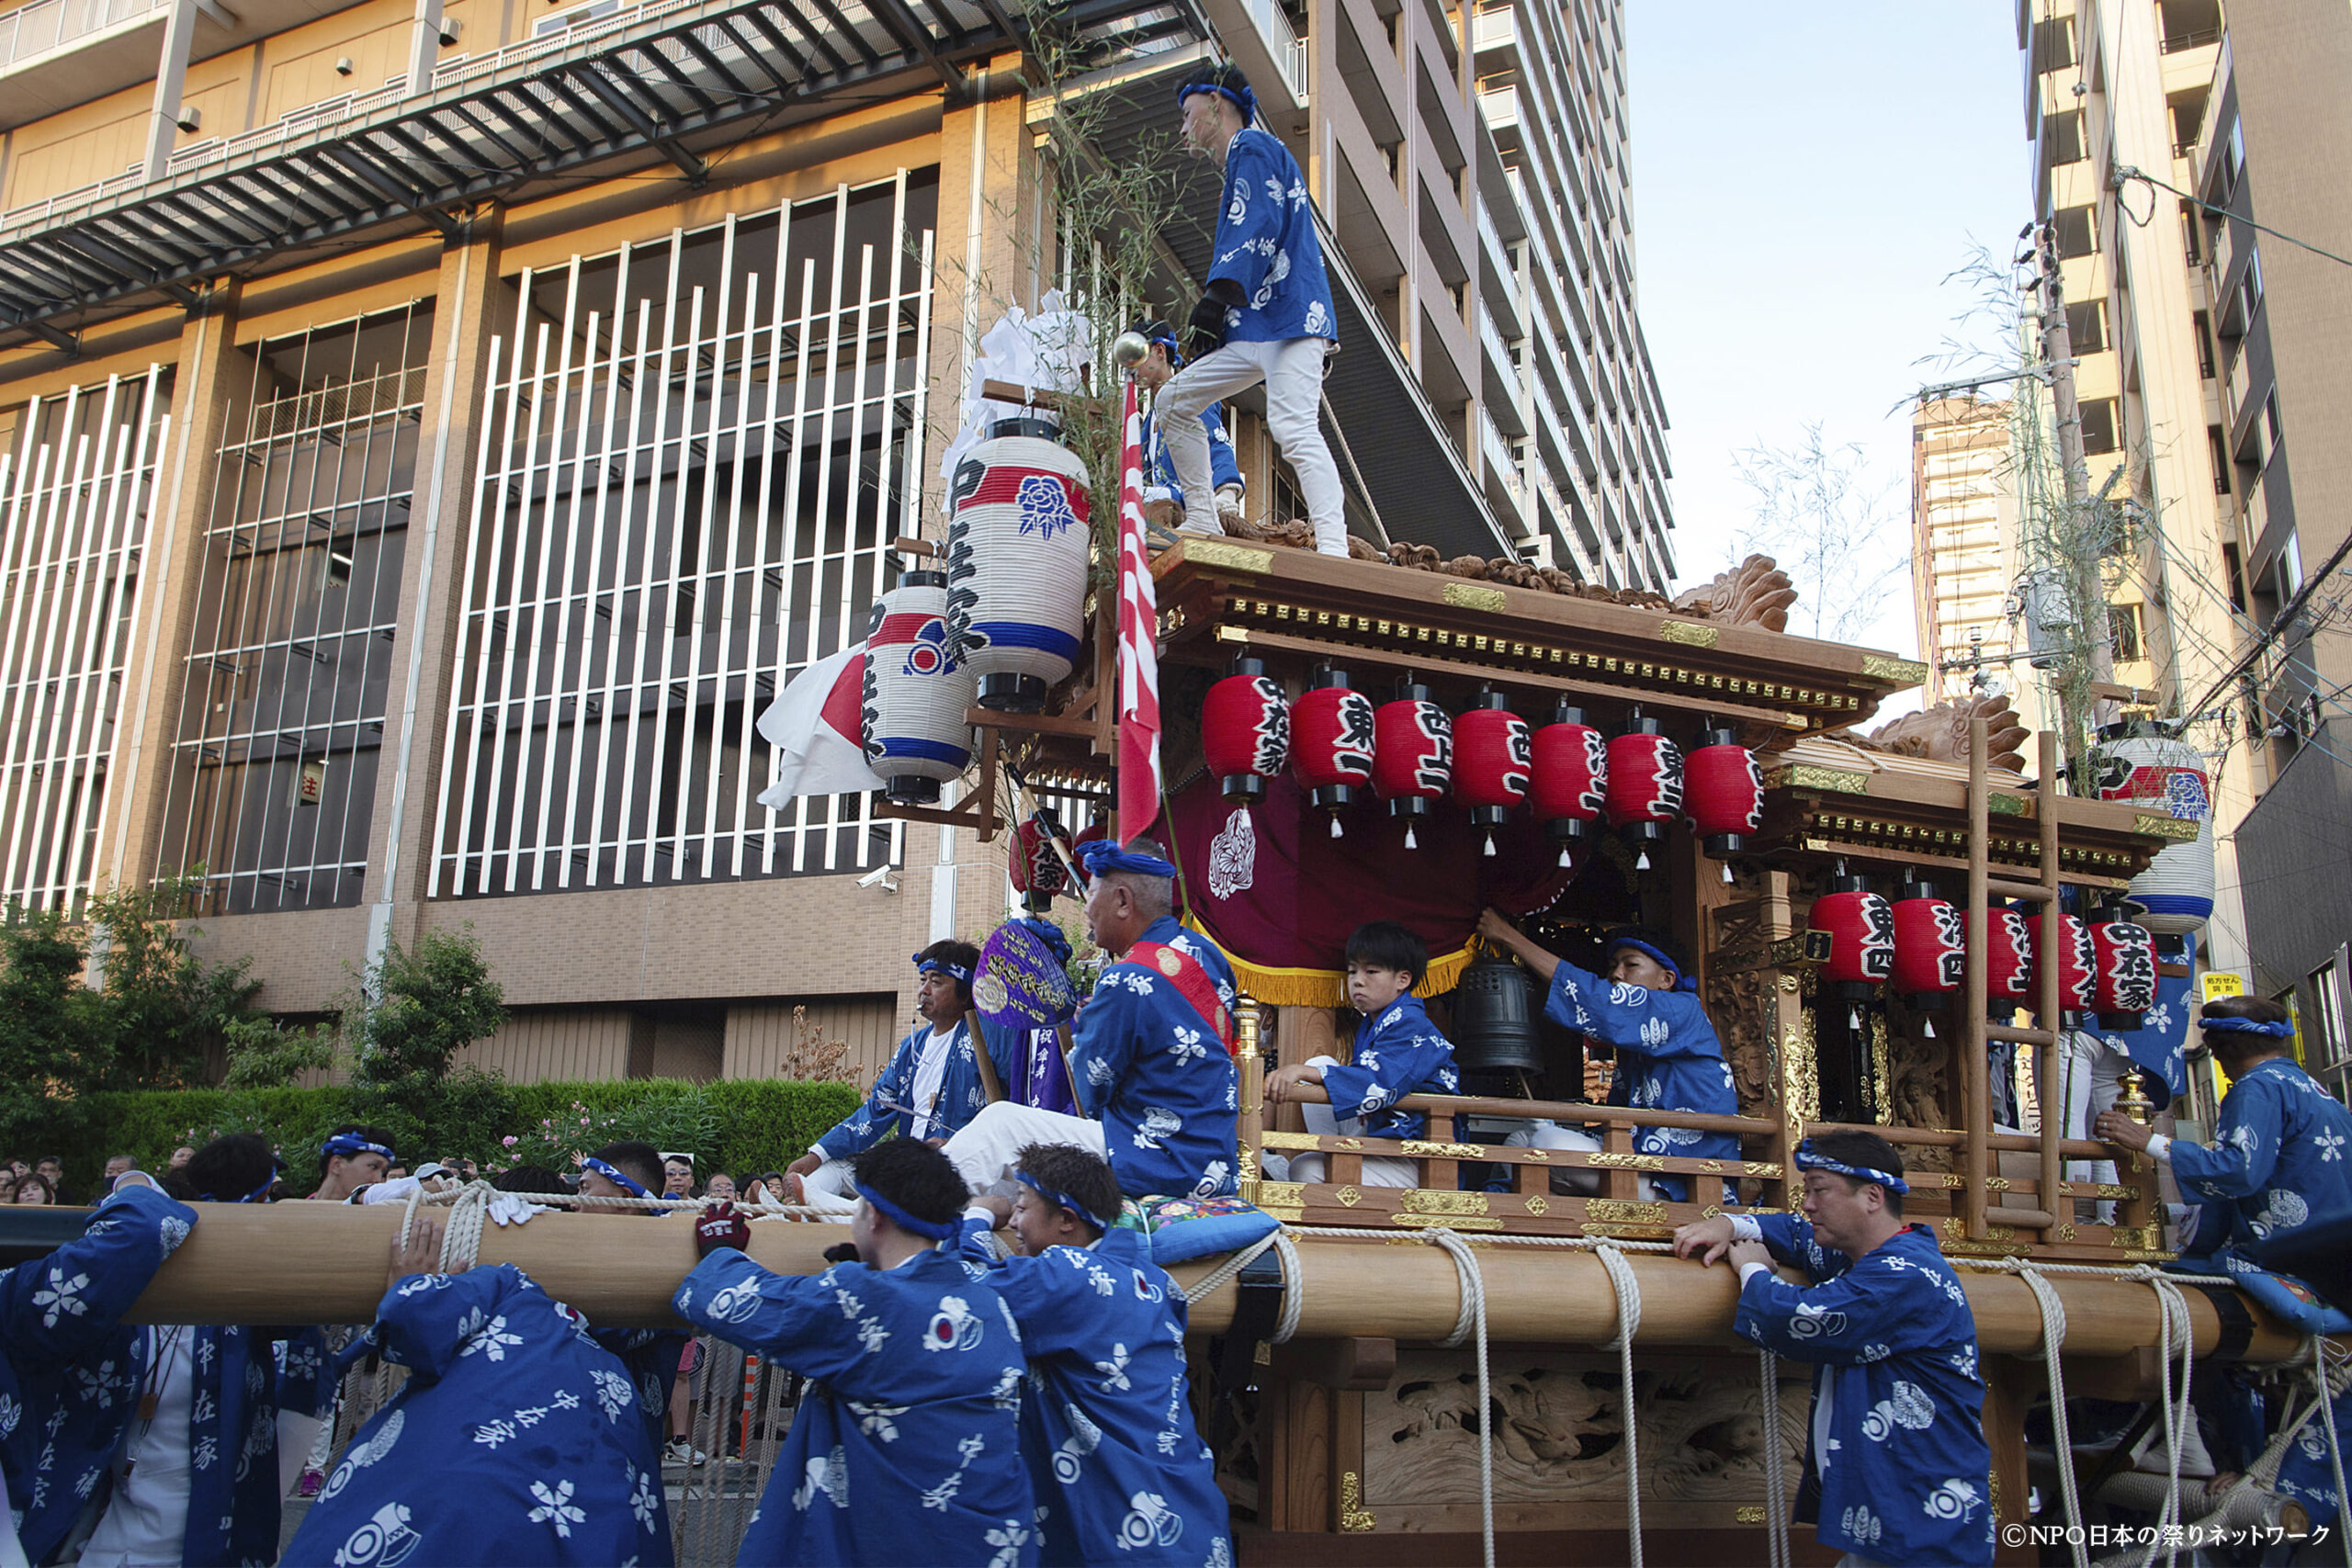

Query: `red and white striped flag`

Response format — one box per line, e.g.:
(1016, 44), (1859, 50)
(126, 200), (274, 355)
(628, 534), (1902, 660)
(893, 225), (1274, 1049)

(1115, 377), (1161, 844)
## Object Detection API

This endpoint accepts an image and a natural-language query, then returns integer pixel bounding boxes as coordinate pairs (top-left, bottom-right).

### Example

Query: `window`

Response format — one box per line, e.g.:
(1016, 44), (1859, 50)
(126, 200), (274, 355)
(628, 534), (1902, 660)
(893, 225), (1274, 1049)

(2079, 397), (2120, 456)
(2052, 206), (2098, 260)
(2030, 16), (2075, 72)
(2066, 299), (2107, 355)
(2225, 119), (2245, 195)
(2283, 531), (2304, 596)
(2192, 310), (2215, 378)
(2109, 603), (2144, 663)
(2222, 540), (2246, 611)
(2315, 960), (2348, 1069)
(2264, 390), (2283, 450)
(2209, 424), (2232, 495)
(2180, 199), (2202, 264)
(2042, 111), (2086, 167)
(2243, 245), (2265, 321)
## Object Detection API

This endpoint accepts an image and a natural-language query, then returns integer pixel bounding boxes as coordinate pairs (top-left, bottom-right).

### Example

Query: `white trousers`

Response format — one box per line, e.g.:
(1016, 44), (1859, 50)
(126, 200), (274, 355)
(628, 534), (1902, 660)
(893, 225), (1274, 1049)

(1503, 1120), (1661, 1200)
(2057, 1029), (2129, 1221)
(795, 1156), (862, 1213)
(1285, 1056), (1418, 1188)
(938, 1101), (1107, 1195)
(1158, 337), (1346, 556)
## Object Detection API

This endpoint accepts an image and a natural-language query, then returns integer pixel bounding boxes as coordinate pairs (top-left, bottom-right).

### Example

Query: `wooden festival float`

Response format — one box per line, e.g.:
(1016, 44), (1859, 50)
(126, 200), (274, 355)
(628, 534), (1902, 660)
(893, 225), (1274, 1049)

(90, 524), (2323, 1563)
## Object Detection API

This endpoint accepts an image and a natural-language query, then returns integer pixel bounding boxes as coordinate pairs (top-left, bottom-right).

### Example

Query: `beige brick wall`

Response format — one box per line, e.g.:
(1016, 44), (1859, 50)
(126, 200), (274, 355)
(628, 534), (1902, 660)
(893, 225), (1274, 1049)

(725, 996), (899, 1088)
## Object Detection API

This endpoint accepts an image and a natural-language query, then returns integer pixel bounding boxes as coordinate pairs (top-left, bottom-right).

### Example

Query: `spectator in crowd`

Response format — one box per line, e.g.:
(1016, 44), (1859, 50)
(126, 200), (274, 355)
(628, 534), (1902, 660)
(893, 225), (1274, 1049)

(10, 1172), (53, 1205)
(35, 1155), (66, 1202)
(103, 1153), (135, 1186)
(702, 1171), (736, 1203)
(311, 1126), (397, 1202)
(437, 1154), (479, 1183)
(662, 1155), (695, 1198)
(166, 1145), (195, 1172)
(384, 1163), (410, 1181)
(742, 1171), (788, 1206)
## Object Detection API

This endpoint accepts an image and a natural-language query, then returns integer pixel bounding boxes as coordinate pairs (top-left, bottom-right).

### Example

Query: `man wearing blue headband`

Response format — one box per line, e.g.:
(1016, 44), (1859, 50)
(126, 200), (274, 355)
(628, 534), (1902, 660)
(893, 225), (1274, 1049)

(1675, 1129), (1993, 1567)
(1129, 315), (1245, 543)
(311, 1122), (397, 1202)
(1475, 911), (1740, 1203)
(2098, 994), (2352, 1258)
(788, 940), (1009, 1211)
(1161, 62), (1347, 557)
(958, 1144), (1228, 1566)
(941, 839), (1240, 1201)
(676, 1140), (1034, 1565)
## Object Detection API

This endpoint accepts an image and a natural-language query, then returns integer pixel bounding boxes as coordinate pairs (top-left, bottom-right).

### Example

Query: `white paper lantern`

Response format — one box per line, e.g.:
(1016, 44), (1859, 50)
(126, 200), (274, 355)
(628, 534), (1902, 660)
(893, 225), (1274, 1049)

(2094, 722), (2215, 934)
(862, 570), (977, 805)
(944, 418), (1092, 713)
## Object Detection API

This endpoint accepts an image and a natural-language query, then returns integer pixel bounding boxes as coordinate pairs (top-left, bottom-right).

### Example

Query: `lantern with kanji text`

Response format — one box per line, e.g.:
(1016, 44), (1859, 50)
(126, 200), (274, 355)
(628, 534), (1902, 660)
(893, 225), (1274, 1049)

(1604, 710), (1682, 871)
(1984, 906), (2034, 1008)
(1683, 720), (1762, 881)
(1890, 869), (1965, 1038)
(1201, 656), (1290, 806)
(1372, 679), (1453, 850)
(1530, 701), (1605, 868)
(1453, 688), (1531, 857)
(1809, 863), (1894, 1029)
(1289, 668), (1374, 837)
(2090, 905), (2157, 1031)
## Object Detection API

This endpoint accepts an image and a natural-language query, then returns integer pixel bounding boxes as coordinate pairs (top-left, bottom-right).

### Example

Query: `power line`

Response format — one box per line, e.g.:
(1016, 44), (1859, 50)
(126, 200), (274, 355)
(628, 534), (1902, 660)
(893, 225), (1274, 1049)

(2112, 164), (2352, 271)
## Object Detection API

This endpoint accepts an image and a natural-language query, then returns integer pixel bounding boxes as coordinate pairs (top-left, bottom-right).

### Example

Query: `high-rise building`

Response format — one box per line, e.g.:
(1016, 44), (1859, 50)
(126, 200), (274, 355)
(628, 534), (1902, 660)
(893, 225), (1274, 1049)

(2188, 6), (2352, 1073)
(0, 0), (1675, 1071)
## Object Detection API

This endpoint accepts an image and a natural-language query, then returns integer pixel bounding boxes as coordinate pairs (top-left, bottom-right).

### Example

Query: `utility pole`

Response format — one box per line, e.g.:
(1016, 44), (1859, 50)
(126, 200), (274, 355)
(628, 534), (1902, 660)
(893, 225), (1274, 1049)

(2032, 217), (2116, 782)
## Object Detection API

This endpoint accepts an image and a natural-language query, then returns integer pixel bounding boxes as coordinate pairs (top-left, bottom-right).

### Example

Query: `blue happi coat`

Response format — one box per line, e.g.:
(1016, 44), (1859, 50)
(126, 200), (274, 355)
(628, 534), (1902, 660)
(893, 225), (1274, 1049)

(2169, 1055), (2352, 1250)
(283, 1263), (672, 1568)
(1543, 963), (1739, 1202)
(815, 1018), (1010, 1162)
(956, 1218), (1229, 1567)
(1326, 993), (1459, 1143)
(1071, 917), (1242, 1198)
(179, 1322), (322, 1564)
(1736, 1216), (1993, 1566)
(1207, 127), (1336, 345)
(1, 1183), (193, 1563)
(675, 1245), (1035, 1568)
(1142, 403), (1241, 511)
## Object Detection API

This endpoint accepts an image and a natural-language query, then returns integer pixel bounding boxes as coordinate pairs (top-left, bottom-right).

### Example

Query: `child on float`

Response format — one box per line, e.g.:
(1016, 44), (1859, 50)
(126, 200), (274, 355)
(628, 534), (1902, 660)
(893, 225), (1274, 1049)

(278, 1211), (673, 1568)
(959, 1144), (1229, 1568)
(1261, 921), (1461, 1188)
(1475, 910), (1739, 1202)
(676, 1140), (1035, 1568)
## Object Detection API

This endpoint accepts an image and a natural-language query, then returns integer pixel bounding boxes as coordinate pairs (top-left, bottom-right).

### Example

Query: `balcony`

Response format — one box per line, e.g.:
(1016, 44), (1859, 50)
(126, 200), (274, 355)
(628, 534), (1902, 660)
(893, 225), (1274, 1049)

(0, 0), (164, 73)
(1204, 0), (1307, 117)
(1476, 403), (1524, 524)
(1475, 301), (1522, 427)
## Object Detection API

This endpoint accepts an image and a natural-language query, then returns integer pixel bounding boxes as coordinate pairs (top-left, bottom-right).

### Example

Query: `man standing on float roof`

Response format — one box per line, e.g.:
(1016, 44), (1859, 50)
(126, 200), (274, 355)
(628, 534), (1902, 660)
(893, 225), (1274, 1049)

(1159, 62), (1348, 557)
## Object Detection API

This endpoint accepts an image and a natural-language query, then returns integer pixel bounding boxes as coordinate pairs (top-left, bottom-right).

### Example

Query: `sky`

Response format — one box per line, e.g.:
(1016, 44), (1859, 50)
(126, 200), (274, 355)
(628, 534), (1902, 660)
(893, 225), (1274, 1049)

(1625, 6), (2030, 664)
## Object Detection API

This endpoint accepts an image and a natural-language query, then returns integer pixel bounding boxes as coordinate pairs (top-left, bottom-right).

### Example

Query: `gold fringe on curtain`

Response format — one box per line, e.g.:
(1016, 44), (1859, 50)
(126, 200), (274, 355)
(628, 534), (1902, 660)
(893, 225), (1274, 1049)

(1182, 921), (1476, 1009)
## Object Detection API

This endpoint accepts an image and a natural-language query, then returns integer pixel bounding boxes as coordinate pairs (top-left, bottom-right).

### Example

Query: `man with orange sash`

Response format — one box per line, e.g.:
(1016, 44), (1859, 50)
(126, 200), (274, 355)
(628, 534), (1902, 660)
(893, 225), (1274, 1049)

(942, 839), (1241, 1200)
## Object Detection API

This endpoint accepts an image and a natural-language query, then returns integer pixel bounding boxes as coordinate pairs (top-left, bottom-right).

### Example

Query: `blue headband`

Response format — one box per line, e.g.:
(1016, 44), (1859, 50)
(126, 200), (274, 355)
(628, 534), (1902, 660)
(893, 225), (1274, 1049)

(581, 1156), (652, 1199)
(2200, 1015), (2294, 1039)
(1018, 1169), (1112, 1228)
(322, 1134), (394, 1163)
(854, 1182), (958, 1241)
(912, 953), (975, 983)
(1076, 839), (1177, 880)
(1148, 332), (1185, 369)
(1177, 79), (1257, 126)
(238, 1157), (287, 1203)
(1608, 938), (1697, 993)
(1795, 1140), (1910, 1195)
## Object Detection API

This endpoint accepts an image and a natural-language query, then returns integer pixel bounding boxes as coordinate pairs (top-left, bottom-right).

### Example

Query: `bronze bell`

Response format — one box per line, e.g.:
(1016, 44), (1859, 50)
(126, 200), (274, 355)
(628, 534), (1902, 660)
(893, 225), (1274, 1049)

(1448, 948), (1547, 1077)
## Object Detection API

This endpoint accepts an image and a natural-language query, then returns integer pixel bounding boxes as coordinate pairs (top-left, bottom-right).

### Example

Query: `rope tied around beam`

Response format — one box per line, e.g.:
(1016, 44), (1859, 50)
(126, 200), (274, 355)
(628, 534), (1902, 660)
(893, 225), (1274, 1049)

(1594, 1242), (1645, 1568)
(2000, 1258), (2088, 1568)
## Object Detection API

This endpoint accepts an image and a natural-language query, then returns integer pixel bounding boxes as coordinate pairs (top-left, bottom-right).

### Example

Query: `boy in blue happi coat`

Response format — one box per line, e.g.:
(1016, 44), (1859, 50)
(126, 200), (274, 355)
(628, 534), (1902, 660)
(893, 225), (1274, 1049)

(1157, 63), (1347, 557)
(1, 1179), (195, 1568)
(1264, 921), (1459, 1188)
(678, 1140), (1035, 1568)
(1477, 911), (1739, 1202)
(788, 942), (1013, 1212)
(961, 1145), (1230, 1568)
(281, 1209), (673, 1568)
(1677, 1130), (1994, 1567)
(1130, 317), (1245, 542)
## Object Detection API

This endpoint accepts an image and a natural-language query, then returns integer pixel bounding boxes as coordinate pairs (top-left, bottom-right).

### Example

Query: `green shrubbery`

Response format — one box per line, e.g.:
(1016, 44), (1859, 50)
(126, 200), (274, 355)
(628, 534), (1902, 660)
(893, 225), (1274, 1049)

(20, 1077), (861, 1199)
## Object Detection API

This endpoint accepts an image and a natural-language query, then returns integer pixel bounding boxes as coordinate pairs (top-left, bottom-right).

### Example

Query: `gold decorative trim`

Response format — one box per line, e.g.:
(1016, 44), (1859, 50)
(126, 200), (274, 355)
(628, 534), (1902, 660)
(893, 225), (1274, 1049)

(1984, 1177), (2010, 1191)
(1441, 581), (1508, 612)
(1340, 1472), (1377, 1532)
(1945, 1239), (2035, 1258)
(1860, 653), (1930, 684)
(1742, 1162), (1785, 1179)
(1257, 1205), (1303, 1222)
(1587, 1199), (1668, 1224)
(1588, 1152), (1668, 1170)
(1521, 1147), (1551, 1162)
(1399, 1140), (1485, 1158)
(1335, 1186), (1362, 1207)
(1389, 1213), (1504, 1230)
(1659, 618), (1719, 648)
(1525, 1195), (1550, 1215)
(1334, 1137), (1365, 1151)
(2056, 1223), (2077, 1242)
(1736, 1506), (1768, 1525)
(1775, 762), (1871, 795)
(1583, 1222), (1676, 1239)
(1254, 1180), (1306, 1209)
(2109, 1224), (2160, 1250)
(1260, 1132), (1323, 1150)
(2134, 814), (2201, 842)
(1184, 539), (1272, 573)
(1401, 1189), (1491, 1215)
(1987, 793), (2028, 816)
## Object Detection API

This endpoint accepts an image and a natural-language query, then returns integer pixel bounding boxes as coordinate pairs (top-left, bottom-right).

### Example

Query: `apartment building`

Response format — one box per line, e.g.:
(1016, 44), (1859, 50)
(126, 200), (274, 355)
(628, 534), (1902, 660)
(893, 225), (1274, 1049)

(1908, 394), (2060, 737)
(2018, 0), (2256, 988)
(0, 0), (1678, 1078)
(2188, 6), (2352, 1078)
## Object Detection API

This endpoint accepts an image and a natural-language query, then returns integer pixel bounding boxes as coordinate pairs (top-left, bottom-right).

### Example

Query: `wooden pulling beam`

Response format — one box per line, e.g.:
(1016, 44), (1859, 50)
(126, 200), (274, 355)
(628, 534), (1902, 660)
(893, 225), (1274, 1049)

(98, 1205), (2322, 1365)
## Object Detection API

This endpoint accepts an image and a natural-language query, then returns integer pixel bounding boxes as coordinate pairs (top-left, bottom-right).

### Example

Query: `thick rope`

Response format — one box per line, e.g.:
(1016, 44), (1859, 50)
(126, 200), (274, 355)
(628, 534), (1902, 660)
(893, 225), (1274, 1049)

(1423, 1229), (1496, 1568)
(2005, 1260), (2088, 1568)
(1595, 1243), (1645, 1568)
(2319, 1337), (2352, 1568)
(2137, 1268), (2195, 1568)
(1758, 1349), (1790, 1568)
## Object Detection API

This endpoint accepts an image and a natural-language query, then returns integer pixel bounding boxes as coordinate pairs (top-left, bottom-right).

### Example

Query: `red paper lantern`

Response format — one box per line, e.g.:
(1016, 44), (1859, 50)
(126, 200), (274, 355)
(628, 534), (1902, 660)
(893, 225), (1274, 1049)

(1372, 681), (1453, 849)
(1202, 656), (1290, 805)
(2052, 913), (2096, 1016)
(1289, 669), (1374, 837)
(1531, 701), (1605, 867)
(1984, 906), (2034, 1006)
(1684, 722), (1762, 877)
(2090, 908), (2156, 1030)
(1890, 870), (1964, 1037)
(1010, 811), (1069, 912)
(1810, 868), (1894, 1008)
(1605, 713), (1682, 870)
(1453, 688), (1531, 857)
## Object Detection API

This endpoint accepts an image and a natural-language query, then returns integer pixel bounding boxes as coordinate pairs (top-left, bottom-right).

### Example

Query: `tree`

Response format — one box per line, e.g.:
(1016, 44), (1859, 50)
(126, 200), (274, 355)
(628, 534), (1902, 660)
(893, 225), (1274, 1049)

(1731, 424), (1912, 647)
(351, 926), (508, 1091)
(85, 871), (262, 1089)
(0, 905), (107, 1144)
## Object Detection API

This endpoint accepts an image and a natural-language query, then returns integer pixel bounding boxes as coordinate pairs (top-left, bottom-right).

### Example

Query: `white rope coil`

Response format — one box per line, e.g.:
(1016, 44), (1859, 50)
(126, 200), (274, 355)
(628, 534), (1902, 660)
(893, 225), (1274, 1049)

(1593, 1243), (1645, 1568)
(1421, 1229), (1495, 1568)
(2004, 1259), (2088, 1568)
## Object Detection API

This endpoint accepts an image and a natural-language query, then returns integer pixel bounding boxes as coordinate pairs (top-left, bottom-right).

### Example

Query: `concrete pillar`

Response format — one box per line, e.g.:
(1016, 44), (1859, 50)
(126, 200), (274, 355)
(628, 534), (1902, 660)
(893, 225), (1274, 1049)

(142, 0), (199, 180)
(364, 208), (511, 973)
(102, 276), (247, 897)
(406, 0), (446, 96)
